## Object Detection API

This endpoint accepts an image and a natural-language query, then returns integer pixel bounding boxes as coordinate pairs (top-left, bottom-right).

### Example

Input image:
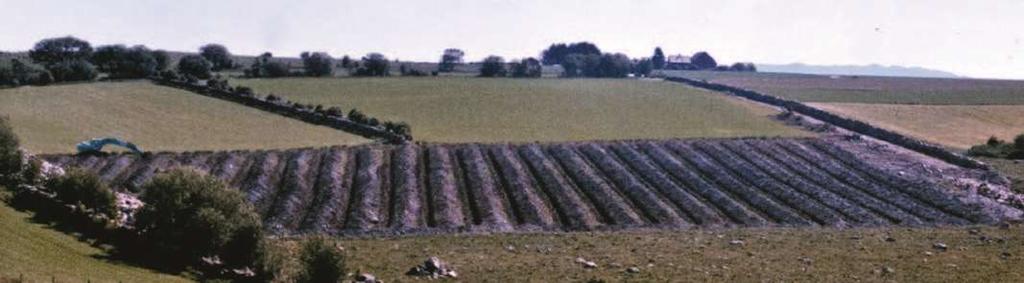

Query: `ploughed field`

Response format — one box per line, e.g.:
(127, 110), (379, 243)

(46, 138), (1001, 236)
(232, 77), (808, 143)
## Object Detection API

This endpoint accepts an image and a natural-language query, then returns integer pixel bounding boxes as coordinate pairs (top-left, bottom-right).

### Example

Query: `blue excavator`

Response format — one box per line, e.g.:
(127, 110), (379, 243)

(76, 137), (144, 155)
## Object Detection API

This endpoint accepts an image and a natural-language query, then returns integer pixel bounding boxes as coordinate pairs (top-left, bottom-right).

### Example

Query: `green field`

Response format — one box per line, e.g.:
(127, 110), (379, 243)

(666, 70), (1024, 105)
(0, 81), (368, 154)
(268, 225), (1024, 282)
(234, 77), (809, 143)
(0, 193), (191, 282)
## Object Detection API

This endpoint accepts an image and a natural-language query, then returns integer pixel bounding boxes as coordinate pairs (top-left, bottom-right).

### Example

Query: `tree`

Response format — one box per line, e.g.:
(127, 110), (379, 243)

(199, 44), (233, 71)
(0, 59), (52, 87)
(691, 51), (717, 70)
(0, 116), (20, 183)
(634, 58), (653, 77)
(353, 53), (389, 77)
(561, 53), (600, 77)
(46, 168), (118, 220)
(152, 50), (170, 71)
(29, 36), (93, 65)
(510, 57), (542, 78)
(135, 169), (264, 269)
(597, 53), (632, 78)
(340, 55), (352, 69)
(540, 42), (602, 65)
(300, 52), (334, 77)
(478, 55), (506, 77)
(652, 47), (666, 69)
(438, 48), (464, 72)
(177, 55), (213, 79)
(91, 45), (128, 72)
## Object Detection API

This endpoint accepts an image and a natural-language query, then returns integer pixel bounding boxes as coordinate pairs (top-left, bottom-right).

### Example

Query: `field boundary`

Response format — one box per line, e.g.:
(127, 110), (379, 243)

(149, 78), (409, 144)
(663, 76), (990, 170)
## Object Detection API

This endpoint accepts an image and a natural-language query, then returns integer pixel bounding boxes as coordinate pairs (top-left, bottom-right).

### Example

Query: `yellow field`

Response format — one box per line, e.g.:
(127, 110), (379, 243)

(809, 103), (1024, 149)
(0, 81), (368, 154)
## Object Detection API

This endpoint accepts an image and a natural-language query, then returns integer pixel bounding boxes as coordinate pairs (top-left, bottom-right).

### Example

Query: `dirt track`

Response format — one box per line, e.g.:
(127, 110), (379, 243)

(44, 138), (1017, 236)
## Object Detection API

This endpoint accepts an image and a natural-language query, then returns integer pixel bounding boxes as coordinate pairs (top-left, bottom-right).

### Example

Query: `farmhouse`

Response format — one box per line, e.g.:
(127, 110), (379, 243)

(666, 54), (696, 70)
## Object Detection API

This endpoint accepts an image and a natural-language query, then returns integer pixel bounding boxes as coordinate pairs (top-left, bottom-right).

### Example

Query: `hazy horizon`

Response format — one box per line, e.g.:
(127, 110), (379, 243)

(3, 0), (1022, 79)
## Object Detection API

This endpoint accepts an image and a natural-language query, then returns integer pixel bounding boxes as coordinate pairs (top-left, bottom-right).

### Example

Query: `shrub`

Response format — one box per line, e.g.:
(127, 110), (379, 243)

(348, 108), (367, 124)
(46, 59), (98, 82)
(177, 55), (213, 79)
(400, 64), (428, 76)
(152, 50), (170, 71)
(159, 69), (180, 81)
(479, 56), (506, 77)
(46, 168), (119, 219)
(0, 59), (52, 86)
(200, 44), (234, 71)
(596, 53), (632, 78)
(325, 106), (343, 117)
(235, 86), (254, 97)
(301, 52), (334, 77)
(296, 236), (346, 283)
(0, 116), (20, 184)
(134, 169), (264, 269)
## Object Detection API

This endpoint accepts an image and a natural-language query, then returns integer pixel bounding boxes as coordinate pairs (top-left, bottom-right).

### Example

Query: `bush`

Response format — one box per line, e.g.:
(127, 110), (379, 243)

(46, 59), (98, 82)
(348, 108), (368, 124)
(541, 42), (601, 65)
(325, 106), (343, 117)
(1, 59), (53, 87)
(134, 169), (264, 269)
(479, 56), (506, 77)
(301, 52), (334, 77)
(177, 55), (213, 79)
(235, 86), (254, 97)
(691, 51), (718, 70)
(159, 69), (180, 81)
(0, 116), (20, 184)
(46, 168), (119, 220)
(633, 58), (653, 77)
(296, 236), (346, 283)
(596, 53), (632, 78)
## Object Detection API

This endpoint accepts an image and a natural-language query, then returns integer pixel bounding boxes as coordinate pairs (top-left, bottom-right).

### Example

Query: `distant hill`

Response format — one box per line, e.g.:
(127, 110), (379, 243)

(757, 63), (960, 79)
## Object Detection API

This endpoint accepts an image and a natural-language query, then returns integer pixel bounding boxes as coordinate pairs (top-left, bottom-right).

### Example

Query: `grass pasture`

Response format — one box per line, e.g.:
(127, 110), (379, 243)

(0, 81), (368, 154)
(0, 196), (191, 282)
(809, 103), (1024, 149)
(234, 77), (809, 143)
(269, 225), (1024, 282)
(668, 70), (1024, 105)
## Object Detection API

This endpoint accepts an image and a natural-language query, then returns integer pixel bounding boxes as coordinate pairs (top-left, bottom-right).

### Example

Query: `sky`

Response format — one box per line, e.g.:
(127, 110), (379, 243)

(2, 0), (1023, 79)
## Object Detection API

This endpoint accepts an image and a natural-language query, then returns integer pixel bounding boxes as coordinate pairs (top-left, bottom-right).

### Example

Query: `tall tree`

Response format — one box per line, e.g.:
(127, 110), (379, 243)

(29, 36), (93, 65)
(199, 44), (233, 71)
(438, 48), (464, 72)
(652, 47), (666, 69)
(301, 51), (334, 77)
(177, 55), (213, 79)
(478, 56), (507, 77)
(691, 51), (718, 70)
(541, 42), (601, 65)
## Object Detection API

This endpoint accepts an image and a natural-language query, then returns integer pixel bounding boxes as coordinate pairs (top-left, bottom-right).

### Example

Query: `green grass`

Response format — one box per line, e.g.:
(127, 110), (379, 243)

(233, 77), (809, 143)
(274, 225), (1024, 282)
(0, 81), (368, 154)
(0, 192), (192, 282)
(666, 70), (1024, 105)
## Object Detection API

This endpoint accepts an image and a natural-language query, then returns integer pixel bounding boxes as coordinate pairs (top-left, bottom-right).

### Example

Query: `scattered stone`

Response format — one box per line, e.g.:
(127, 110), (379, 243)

(798, 257), (813, 264)
(406, 256), (457, 279)
(968, 228), (981, 235)
(729, 240), (744, 246)
(882, 267), (896, 274)
(576, 257), (598, 269)
(884, 236), (896, 242)
(626, 267), (641, 273)
(1001, 252), (1012, 259)
(924, 251), (933, 256)
(933, 243), (948, 251)
(355, 273), (379, 283)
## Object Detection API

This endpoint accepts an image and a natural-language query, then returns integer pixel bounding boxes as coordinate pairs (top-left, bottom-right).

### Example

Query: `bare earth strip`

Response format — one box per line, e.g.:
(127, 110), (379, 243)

(47, 138), (1019, 236)
(808, 103), (1024, 149)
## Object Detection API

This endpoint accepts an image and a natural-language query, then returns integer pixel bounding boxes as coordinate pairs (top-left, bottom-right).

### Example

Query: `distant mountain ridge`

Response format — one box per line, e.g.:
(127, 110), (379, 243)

(757, 63), (960, 79)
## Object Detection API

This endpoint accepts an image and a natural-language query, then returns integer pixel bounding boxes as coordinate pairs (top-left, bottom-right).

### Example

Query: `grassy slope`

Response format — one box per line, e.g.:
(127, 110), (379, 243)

(809, 103), (1024, 149)
(0, 196), (191, 282)
(235, 77), (808, 143)
(276, 226), (1024, 282)
(0, 81), (368, 154)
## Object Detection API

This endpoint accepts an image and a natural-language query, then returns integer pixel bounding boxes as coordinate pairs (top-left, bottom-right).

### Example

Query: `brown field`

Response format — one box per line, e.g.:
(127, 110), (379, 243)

(808, 103), (1024, 149)
(49, 137), (1007, 237)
